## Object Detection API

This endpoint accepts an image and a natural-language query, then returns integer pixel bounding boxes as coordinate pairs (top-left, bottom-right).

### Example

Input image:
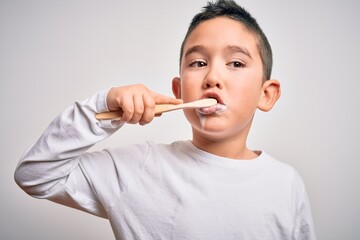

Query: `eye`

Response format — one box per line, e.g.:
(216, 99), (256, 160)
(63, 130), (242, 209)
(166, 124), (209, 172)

(227, 61), (245, 68)
(189, 60), (207, 68)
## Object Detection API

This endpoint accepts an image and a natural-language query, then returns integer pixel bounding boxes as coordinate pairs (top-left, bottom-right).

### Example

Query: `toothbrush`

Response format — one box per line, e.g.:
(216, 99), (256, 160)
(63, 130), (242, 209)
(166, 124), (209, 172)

(95, 98), (217, 120)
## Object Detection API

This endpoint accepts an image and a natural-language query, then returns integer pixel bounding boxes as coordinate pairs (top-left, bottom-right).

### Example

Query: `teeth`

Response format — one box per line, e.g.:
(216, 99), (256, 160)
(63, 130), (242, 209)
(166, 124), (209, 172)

(197, 103), (227, 115)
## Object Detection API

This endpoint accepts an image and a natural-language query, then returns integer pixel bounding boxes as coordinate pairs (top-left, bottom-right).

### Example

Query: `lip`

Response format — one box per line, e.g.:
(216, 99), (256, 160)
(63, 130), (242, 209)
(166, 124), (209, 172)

(201, 92), (224, 105)
(196, 91), (227, 115)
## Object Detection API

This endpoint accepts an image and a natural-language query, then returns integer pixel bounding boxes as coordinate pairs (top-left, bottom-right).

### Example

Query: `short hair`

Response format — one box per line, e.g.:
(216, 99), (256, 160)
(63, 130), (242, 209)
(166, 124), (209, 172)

(180, 0), (273, 80)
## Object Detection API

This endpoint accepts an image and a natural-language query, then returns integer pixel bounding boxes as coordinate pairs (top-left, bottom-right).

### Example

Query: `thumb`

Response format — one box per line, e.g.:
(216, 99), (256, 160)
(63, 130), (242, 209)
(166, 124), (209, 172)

(151, 91), (183, 105)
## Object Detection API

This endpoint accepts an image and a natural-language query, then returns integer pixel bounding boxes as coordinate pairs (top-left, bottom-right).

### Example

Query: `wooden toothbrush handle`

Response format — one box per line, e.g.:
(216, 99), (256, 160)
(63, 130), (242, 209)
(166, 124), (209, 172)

(95, 104), (174, 120)
(95, 111), (123, 120)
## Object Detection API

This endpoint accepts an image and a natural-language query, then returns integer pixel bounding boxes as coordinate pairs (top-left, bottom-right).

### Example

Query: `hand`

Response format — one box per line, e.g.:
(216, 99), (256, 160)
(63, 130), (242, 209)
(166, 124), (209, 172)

(106, 84), (182, 125)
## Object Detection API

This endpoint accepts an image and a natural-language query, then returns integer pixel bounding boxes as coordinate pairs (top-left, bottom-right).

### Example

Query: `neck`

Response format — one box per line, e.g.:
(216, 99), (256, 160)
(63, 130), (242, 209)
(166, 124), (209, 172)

(191, 126), (258, 160)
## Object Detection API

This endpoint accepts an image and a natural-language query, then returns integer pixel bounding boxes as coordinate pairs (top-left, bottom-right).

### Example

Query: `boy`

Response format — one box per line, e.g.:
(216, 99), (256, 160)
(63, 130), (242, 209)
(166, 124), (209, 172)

(15, 0), (316, 239)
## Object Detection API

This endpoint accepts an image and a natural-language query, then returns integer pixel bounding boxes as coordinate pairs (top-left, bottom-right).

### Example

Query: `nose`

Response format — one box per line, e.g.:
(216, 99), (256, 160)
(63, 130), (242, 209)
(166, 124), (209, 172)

(202, 66), (224, 89)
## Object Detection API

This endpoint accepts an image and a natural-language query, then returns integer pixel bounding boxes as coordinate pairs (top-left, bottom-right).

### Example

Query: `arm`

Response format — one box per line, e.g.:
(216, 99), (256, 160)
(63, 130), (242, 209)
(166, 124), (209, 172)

(292, 181), (317, 240)
(14, 84), (181, 217)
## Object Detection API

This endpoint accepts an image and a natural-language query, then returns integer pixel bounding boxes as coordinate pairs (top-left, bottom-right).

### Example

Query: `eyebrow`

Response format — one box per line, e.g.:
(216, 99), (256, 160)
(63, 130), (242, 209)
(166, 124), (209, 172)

(184, 45), (206, 58)
(226, 45), (252, 59)
(184, 45), (252, 59)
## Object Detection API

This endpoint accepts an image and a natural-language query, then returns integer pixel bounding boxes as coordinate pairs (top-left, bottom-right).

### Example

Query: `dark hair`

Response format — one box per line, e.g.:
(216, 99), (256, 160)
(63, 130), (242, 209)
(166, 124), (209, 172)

(180, 0), (272, 80)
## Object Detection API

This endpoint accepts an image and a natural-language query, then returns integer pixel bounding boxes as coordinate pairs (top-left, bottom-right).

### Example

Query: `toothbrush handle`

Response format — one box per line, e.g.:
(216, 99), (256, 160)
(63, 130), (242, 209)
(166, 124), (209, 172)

(95, 104), (176, 120)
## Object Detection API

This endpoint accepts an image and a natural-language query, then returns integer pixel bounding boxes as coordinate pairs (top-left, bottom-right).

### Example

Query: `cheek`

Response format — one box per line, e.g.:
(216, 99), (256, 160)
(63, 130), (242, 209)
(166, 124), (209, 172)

(228, 80), (262, 109)
(180, 78), (201, 101)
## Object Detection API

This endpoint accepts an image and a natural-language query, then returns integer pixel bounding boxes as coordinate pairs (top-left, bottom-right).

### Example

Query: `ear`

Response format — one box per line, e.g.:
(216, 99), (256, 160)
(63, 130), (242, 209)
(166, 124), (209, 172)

(172, 77), (182, 99)
(257, 79), (281, 112)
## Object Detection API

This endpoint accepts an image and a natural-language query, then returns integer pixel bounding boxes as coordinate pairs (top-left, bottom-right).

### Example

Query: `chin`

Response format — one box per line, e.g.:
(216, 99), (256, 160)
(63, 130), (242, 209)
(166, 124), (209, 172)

(192, 122), (230, 139)
(190, 115), (251, 143)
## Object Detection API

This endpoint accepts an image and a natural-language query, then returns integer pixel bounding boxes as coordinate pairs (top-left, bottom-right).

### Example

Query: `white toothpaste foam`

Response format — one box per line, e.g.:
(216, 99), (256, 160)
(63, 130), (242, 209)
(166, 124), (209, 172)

(197, 103), (227, 115)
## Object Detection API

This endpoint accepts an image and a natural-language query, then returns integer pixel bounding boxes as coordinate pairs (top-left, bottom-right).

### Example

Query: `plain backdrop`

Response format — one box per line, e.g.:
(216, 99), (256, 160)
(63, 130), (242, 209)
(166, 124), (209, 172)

(1, 0), (359, 239)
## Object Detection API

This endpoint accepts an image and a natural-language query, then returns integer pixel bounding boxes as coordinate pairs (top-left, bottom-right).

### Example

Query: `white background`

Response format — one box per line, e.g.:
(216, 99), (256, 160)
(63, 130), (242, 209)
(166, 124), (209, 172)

(1, 0), (359, 239)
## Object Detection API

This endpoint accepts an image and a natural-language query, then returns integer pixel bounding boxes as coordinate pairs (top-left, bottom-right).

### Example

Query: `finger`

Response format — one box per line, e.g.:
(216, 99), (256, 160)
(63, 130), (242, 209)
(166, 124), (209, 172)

(106, 87), (122, 112)
(120, 96), (134, 123)
(139, 93), (156, 125)
(128, 94), (145, 124)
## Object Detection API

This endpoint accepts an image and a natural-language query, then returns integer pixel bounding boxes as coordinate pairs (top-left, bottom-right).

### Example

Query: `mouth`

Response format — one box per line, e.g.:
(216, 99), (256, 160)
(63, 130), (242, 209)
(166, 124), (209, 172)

(196, 92), (227, 115)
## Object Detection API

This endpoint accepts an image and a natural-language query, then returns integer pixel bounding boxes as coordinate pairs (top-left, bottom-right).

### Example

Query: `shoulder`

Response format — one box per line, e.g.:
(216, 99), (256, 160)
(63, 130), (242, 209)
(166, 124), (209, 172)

(262, 152), (302, 176)
(145, 140), (190, 157)
(261, 152), (306, 191)
(108, 140), (190, 166)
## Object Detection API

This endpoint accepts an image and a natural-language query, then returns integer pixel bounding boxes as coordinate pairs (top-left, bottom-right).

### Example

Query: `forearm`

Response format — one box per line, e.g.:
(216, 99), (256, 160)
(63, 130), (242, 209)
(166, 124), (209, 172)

(14, 88), (122, 197)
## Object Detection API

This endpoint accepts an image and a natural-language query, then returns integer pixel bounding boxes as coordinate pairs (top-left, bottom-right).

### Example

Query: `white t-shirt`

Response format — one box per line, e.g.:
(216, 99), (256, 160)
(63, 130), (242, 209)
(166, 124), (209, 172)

(15, 90), (316, 240)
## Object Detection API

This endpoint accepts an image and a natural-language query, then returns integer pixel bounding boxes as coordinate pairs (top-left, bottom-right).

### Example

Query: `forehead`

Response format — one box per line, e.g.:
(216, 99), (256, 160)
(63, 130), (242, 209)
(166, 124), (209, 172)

(183, 17), (260, 58)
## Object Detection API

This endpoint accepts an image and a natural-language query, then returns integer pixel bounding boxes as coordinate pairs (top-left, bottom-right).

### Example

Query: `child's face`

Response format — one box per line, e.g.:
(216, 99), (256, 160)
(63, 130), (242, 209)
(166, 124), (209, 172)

(173, 17), (269, 142)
